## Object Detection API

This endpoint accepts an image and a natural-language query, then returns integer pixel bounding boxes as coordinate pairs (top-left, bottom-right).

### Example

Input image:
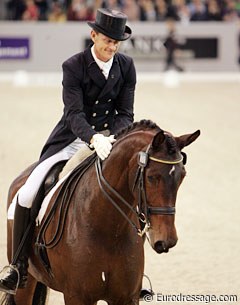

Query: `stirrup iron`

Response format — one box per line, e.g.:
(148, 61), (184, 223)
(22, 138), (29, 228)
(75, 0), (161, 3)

(0, 265), (20, 295)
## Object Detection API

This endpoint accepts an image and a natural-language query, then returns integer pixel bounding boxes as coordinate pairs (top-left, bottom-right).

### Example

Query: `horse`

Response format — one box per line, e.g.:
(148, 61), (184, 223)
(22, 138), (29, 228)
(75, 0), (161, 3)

(1, 120), (200, 305)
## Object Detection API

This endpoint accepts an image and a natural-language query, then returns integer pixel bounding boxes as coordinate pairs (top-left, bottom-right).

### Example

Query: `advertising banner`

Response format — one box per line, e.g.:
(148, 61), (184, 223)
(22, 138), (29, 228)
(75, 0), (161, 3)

(0, 38), (30, 60)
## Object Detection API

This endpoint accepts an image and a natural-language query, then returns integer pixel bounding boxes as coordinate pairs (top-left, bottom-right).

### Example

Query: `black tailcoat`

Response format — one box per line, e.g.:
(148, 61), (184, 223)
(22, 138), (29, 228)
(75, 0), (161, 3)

(39, 45), (136, 162)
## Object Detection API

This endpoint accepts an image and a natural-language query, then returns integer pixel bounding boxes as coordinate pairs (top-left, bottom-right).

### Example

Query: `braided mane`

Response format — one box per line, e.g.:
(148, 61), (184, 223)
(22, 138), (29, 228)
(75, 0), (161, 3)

(115, 119), (161, 139)
(115, 119), (178, 154)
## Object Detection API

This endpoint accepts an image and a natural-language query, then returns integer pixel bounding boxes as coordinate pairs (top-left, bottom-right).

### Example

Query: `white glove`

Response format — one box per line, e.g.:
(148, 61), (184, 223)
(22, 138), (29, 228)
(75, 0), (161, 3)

(90, 134), (116, 160)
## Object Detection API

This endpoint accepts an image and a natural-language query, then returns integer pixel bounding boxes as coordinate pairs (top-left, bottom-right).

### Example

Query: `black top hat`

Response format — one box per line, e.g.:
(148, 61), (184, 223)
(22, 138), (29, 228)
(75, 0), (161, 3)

(87, 8), (132, 41)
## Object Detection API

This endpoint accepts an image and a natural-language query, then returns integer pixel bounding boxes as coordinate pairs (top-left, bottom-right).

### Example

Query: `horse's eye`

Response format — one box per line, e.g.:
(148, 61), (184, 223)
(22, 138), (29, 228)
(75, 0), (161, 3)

(147, 176), (154, 183)
(147, 175), (160, 184)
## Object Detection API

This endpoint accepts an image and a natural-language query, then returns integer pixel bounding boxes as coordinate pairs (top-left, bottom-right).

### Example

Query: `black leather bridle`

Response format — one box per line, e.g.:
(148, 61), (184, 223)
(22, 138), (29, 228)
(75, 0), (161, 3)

(95, 148), (183, 236)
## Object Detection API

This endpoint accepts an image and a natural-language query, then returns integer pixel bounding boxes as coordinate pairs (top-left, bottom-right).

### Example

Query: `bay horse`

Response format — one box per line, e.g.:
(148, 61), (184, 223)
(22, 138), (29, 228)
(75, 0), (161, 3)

(1, 120), (200, 305)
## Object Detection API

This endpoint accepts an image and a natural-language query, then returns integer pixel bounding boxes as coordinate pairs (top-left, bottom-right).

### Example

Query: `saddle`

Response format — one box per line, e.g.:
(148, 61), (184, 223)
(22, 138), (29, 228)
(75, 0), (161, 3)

(44, 161), (67, 195)
(31, 145), (95, 221)
(30, 160), (67, 221)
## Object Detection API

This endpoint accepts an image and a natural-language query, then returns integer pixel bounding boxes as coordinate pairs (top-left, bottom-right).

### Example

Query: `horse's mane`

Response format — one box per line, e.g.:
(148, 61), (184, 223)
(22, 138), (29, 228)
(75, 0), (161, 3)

(115, 119), (161, 139)
(115, 119), (177, 154)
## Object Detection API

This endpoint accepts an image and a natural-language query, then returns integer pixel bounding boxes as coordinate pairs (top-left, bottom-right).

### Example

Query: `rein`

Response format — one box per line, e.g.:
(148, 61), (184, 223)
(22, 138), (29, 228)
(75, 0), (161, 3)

(95, 146), (183, 236)
(95, 157), (141, 234)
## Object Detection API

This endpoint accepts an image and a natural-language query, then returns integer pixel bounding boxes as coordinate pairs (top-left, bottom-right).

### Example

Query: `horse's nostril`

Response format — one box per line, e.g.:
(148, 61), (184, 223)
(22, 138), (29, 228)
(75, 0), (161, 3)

(154, 241), (169, 254)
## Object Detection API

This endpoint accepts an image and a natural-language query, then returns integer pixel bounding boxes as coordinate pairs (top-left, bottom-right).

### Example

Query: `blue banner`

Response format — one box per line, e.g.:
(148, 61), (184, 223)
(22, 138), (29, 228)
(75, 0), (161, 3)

(0, 38), (30, 59)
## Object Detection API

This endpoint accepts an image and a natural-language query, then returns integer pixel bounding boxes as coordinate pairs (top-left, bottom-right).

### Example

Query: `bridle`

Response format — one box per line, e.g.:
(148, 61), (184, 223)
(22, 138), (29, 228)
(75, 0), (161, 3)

(95, 145), (184, 236)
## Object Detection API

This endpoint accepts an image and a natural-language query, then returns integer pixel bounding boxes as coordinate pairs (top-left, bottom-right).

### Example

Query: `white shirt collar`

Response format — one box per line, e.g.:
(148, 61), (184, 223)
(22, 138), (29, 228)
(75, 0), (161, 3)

(91, 45), (113, 79)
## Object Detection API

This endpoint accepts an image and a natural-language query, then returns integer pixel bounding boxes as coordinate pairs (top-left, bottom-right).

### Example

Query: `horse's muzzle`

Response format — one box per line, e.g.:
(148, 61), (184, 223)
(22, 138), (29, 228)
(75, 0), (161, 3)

(153, 240), (177, 254)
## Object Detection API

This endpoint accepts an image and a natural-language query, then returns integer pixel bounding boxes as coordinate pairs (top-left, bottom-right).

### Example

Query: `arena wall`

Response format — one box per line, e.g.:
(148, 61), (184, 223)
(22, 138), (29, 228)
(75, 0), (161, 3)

(0, 21), (239, 72)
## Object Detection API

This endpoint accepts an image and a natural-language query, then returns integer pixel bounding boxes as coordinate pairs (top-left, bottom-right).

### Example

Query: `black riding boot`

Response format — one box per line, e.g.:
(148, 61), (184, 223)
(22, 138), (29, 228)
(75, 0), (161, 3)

(0, 201), (31, 295)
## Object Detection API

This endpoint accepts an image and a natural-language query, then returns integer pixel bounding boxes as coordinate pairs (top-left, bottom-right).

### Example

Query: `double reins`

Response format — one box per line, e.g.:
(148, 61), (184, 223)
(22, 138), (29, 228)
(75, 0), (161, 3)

(95, 157), (140, 234)
(95, 146), (183, 236)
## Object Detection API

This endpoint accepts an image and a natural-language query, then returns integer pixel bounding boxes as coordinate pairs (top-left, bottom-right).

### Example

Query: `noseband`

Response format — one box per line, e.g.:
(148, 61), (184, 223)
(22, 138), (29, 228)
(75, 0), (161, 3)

(95, 147), (183, 236)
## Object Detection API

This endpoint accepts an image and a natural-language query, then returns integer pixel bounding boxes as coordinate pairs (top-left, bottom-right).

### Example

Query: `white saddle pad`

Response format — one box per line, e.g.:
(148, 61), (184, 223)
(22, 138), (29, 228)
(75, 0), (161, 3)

(7, 171), (71, 225)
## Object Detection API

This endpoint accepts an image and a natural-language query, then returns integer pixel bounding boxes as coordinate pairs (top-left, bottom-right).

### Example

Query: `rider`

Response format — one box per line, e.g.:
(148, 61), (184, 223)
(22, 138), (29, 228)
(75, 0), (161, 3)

(0, 8), (136, 294)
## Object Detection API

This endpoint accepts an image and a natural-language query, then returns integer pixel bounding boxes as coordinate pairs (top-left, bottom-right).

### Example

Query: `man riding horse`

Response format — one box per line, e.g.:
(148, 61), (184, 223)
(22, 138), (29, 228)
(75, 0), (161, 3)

(0, 8), (136, 294)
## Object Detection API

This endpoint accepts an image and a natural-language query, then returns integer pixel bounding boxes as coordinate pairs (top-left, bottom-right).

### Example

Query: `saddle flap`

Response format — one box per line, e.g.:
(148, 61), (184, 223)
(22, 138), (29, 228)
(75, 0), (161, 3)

(44, 161), (67, 195)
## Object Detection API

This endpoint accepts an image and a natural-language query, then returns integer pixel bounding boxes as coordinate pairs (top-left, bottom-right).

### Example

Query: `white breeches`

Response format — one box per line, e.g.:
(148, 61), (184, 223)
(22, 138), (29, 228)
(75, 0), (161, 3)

(17, 138), (86, 209)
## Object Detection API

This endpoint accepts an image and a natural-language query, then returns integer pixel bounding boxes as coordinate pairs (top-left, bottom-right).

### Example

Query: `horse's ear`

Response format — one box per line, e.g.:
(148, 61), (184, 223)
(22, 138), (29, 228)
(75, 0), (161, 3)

(176, 130), (200, 150)
(151, 130), (165, 150)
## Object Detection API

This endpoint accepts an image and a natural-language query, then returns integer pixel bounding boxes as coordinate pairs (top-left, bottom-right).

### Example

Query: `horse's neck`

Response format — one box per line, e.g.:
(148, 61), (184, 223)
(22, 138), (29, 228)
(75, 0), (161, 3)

(86, 132), (151, 234)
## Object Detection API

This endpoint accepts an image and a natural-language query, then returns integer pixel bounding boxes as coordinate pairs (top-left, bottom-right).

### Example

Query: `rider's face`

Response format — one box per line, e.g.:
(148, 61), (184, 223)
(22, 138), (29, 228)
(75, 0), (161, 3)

(91, 31), (121, 62)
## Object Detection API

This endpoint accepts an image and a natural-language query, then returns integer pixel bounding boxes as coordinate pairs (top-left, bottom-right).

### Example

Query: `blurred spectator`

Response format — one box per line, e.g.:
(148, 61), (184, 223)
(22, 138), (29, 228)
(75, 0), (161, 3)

(0, 1), (5, 19)
(155, 0), (168, 20)
(67, 0), (94, 21)
(122, 0), (140, 21)
(22, 0), (39, 20)
(138, 0), (157, 21)
(91, 0), (104, 11)
(236, 0), (240, 16)
(172, 0), (191, 24)
(60, 0), (72, 9)
(101, 0), (123, 10)
(206, 0), (222, 20)
(67, 0), (84, 20)
(163, 21), (184, 71)
(155, 0), (180, 21)
(35, 0), (49, 20)
(5, 0), (26, 20)
(2, 0), (240, 21)
(223, 0), (239, 20)
(48, 1), (66, 21)
(188, 0), (207, 21)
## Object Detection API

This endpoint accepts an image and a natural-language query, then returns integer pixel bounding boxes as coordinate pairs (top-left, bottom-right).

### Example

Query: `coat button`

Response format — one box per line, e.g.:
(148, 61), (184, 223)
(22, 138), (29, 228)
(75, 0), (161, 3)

(95, 101), (99, 104)
(105, 110), (109, 115)
(92, 113), (97, 117)
(92, 125), (95, 129)
(104, 123), (108, 128)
